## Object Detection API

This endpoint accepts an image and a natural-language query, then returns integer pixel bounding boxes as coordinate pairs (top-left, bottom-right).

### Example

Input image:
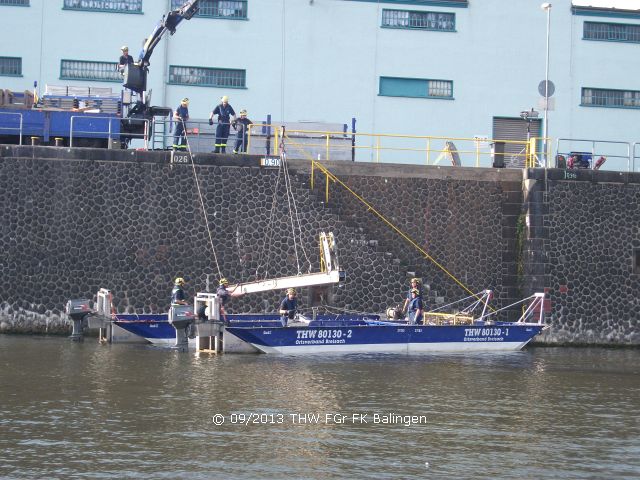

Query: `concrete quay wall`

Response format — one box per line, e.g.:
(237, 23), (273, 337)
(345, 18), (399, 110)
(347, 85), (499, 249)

(0, 145), (638, 345)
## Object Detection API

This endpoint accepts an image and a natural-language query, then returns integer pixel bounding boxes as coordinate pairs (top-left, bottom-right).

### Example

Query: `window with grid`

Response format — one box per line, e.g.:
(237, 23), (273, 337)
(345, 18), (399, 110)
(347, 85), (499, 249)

(382, 9), (455, 32)
(63, 0), (142, 13)
(0, 57), (22, 76)
(171, 0), (247, 19)
(582, 87), (640, 108)
(379, 76), (453, 99)
(584, 21), (640, 43)
(169, 65), (246, 88)
(0, 0), (29, 5)
(60, 60), (122, 82)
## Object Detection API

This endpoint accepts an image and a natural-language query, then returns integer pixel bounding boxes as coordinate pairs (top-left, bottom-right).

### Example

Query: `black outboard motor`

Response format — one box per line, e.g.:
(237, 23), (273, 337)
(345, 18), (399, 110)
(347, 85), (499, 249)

(65, 299), (92, 342)
(168, 305), (195, 350)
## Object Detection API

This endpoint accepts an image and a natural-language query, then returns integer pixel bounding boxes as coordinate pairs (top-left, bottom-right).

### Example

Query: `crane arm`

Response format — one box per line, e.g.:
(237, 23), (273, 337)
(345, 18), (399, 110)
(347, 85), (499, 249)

(140, 0), (200, 66)
(124, 0), (199, 94)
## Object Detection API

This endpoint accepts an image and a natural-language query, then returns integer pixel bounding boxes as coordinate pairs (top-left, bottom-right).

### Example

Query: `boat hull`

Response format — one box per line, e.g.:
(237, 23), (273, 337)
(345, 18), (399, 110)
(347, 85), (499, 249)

(226, 323), (546, 355)
(112, 314), (284, 345)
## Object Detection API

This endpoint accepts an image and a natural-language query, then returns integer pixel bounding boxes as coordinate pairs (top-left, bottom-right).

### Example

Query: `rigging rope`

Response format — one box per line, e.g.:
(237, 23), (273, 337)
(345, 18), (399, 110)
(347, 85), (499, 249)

(180, 119), (222, 278)
(279, 127), (312, 274)
(254, 160), (283, 280)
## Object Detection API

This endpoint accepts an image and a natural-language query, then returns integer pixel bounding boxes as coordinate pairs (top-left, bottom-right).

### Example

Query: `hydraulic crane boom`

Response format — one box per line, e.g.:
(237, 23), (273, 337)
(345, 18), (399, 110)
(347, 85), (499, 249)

(124, 0), (200, 94)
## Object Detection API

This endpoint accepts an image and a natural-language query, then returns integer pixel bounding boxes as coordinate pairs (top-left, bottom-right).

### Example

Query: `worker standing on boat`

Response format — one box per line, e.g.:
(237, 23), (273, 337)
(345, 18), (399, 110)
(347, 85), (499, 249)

(209, 95), (236, 153)
(216, 278), (242, 324)
(402, 278), (422, 314)
(407, 288), (423, 325)
(279, 288), (298, 326)
(171, 277), (188, 306)
(172, 97), (189, 150)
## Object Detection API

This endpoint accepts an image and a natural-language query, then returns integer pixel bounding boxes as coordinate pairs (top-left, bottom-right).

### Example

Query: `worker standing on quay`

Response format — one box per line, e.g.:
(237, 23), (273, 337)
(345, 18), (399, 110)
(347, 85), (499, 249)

(279, 288), (298, 326)
(233, 109), (253, 154)
(172, 97), (189, 150)
(209, 95), (236, 153)
(402, 277), (422, 314)
(216, 278), (242, 324)
(171, 277), (188, 305)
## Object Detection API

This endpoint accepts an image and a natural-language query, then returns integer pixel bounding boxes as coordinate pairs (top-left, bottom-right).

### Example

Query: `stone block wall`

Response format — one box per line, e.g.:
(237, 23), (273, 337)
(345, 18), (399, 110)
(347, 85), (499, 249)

(523, 169), (640, 345)
(0, 147), (409, 333)
(1, 146), (638, 344)
(302, 163), (524, 313)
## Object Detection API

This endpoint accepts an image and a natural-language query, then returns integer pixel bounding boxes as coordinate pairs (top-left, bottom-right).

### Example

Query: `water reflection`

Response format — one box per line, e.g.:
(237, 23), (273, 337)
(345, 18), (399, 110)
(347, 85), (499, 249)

(0, 337), (639, 479)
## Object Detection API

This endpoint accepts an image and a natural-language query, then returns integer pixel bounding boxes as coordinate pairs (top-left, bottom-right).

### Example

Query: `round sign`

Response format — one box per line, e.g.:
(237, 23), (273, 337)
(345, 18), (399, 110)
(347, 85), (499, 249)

(538, 80), (555, 98)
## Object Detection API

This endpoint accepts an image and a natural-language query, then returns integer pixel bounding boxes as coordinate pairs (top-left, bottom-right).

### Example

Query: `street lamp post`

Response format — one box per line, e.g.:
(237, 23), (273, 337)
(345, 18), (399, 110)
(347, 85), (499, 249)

(541, 2), (552, 166)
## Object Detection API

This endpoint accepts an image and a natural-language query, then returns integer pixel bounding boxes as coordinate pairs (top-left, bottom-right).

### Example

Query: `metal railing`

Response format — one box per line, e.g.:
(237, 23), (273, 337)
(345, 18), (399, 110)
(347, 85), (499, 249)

(0, 111), (23, 145)
(631, 143), (640, 172)
(151, 119), (537, 167)
(556, 138), (632, 172)
(268, 126), (532, 168)
(152, 118), (257, 153)
(70, 115), (149, 149)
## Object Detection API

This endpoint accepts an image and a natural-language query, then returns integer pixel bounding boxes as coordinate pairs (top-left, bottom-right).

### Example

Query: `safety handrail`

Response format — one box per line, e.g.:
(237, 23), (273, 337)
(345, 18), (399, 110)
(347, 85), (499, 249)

(0, 111), (23, 145)
(258, 125), (531, 166)
(556, 138), (632, 172)
(70, 115), (149, 149)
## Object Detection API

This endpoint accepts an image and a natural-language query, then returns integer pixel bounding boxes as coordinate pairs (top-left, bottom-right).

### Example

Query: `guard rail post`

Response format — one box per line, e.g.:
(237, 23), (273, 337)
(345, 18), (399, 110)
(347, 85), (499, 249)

(325, 134), (330, 161)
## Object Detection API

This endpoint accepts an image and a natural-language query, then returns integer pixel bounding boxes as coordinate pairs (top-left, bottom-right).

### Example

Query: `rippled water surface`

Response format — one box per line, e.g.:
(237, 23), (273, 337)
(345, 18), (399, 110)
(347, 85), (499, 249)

(1, 336), (639, 479)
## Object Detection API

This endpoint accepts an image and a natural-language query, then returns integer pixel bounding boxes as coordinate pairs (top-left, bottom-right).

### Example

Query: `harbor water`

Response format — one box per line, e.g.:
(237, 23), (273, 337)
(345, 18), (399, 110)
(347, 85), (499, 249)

(1, 335), (639, 479)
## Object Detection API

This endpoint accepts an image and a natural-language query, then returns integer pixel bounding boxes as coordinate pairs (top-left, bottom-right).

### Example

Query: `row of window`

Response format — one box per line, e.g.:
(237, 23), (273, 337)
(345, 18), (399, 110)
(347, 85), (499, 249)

(4, 1), (640, 46)
(63, 0), (142, 13)
(5, 57), (639, 110)
(5, 1), (458, 29)
(0, 56), (21, 76)
(582, 88), (640, 108)
(1, 0), (249, 17)
(584, 21), (640, 43)
(170, 0), (246, 19)
(381, 9), (455, 32)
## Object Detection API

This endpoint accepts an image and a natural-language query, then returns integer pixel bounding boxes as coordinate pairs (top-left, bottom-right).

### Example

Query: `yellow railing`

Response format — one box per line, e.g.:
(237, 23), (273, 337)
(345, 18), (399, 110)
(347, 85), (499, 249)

(248, 124), (548, 167)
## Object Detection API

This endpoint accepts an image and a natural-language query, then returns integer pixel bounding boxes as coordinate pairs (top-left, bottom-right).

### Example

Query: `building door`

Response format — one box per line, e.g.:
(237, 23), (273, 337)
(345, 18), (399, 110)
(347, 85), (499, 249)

(492, 117), (542, 167)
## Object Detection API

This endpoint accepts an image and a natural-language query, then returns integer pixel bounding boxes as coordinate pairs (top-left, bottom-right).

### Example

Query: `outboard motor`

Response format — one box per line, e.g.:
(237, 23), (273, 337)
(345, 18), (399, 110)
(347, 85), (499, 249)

(168, 305), (195, 350)
(386, 305), (404, 321)
(65, 299), (92, 341)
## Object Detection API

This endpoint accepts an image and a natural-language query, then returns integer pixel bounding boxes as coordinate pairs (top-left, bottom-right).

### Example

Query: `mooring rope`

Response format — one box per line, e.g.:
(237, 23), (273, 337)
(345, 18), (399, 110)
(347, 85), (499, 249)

(282, 132), (494, 311)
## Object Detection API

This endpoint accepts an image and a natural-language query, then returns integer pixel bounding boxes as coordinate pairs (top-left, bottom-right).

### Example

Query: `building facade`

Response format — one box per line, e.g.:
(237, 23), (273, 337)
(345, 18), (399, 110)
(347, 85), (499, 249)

(1, 0), (640, 167)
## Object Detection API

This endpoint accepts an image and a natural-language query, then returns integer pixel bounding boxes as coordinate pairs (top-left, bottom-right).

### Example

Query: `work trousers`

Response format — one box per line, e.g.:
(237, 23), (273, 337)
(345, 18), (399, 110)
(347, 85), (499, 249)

(173, 122), (186, 150)
(215, 122), (230, 153)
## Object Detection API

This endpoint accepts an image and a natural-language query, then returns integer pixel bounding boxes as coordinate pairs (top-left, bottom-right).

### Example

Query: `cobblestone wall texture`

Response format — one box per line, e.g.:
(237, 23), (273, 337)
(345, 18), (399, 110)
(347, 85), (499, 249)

(1, 149), (638, 345)
(310, 171), (521, 311)
(0, 150), (516, 336)
(535, 173), (640, 345)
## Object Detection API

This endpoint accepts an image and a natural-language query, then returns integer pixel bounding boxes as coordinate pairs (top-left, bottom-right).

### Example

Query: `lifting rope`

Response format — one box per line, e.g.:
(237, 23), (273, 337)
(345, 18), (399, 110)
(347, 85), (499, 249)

(282, 132), (494, 310)
(254, 160), (283, 279)
(179, 119), (222, 279)
(254, 126), (312, 279)
(280, 127), (312, 274)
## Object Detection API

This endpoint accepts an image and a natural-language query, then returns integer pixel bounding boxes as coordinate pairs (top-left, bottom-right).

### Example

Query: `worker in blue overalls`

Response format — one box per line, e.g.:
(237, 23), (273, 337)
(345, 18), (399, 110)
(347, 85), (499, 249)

(209, 95), (236, 153)
(279, 288), (298, 326)
(216, 278), (243, 324)
(402, 277), (422, 315)
(172, 97), (189, 150)
(233, 109), (253, 154)
(407, 288), (423, 325)
(171, 277), (188, 305)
